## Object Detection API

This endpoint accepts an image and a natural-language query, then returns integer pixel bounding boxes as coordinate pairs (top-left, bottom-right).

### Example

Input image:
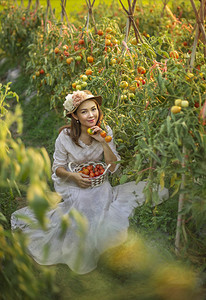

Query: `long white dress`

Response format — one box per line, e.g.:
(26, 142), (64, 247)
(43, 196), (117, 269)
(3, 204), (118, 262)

(11, 126), (169, 274)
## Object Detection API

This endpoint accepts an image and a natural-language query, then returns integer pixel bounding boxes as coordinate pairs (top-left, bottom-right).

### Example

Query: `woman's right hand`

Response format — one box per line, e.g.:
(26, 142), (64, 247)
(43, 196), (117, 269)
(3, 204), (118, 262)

(72, 172), (91, 188)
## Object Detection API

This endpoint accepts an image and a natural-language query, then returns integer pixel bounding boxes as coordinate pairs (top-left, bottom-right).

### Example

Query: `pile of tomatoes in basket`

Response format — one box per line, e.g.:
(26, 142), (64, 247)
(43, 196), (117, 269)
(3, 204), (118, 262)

(79, 164), (105, 178)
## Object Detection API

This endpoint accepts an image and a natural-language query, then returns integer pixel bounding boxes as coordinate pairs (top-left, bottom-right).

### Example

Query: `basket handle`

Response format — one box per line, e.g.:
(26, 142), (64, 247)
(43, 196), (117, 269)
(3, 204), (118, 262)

(68, 162), (77, 172)
(104, 163), (111, 174)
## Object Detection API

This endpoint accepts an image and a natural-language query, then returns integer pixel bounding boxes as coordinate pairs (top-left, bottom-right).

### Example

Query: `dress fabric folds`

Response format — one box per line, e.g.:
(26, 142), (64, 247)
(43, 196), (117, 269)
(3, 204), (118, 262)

(11, 127), (169, 274)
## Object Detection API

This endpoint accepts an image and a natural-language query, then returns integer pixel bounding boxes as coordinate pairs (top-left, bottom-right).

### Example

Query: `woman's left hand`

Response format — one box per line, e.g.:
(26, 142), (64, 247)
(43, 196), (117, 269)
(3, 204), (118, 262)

(89, 126), (105, 143)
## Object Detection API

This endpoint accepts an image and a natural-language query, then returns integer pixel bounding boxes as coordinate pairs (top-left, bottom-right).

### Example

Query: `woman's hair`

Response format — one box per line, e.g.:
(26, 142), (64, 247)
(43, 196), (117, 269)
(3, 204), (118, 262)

(59, 101), (103, 147)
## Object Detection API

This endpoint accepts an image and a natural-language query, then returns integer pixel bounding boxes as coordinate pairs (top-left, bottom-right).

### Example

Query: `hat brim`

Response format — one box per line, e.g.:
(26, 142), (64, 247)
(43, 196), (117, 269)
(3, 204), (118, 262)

(66, 95), (102, 117)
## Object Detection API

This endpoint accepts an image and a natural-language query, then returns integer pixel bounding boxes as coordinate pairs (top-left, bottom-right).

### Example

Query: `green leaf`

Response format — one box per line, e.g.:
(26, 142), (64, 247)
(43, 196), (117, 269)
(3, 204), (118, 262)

(120, 174), (128, 184)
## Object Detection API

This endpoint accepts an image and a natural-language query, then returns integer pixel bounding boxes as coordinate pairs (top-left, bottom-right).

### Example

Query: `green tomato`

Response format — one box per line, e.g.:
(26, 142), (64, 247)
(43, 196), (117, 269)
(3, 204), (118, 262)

(181, 100), (189, 108)
(175, 99), (182, 106)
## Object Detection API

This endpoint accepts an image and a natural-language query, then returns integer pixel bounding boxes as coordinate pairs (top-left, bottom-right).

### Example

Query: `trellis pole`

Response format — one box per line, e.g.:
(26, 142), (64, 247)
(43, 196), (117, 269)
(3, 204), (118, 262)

(189, 0), (206, 68)
(27, 0), (32, 9)
(85, 0), (97, 33)
(175, 146), (186, 255)
(60, 0), (70, 27)
(119, 0), (143, 44)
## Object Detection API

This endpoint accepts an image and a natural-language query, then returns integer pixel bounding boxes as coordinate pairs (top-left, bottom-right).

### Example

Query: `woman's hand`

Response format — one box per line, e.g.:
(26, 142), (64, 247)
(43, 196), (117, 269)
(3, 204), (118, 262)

(89, 126), (106, 143)
(72, 172), (91, 188)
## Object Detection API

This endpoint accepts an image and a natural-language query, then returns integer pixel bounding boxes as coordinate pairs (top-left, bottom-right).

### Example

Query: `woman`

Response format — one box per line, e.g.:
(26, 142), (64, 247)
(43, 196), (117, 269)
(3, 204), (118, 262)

(11, 90), (168, 274)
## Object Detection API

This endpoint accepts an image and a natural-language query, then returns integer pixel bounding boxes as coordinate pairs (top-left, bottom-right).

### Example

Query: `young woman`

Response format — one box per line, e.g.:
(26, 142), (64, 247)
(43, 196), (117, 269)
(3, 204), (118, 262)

(11, 90), (168, 274)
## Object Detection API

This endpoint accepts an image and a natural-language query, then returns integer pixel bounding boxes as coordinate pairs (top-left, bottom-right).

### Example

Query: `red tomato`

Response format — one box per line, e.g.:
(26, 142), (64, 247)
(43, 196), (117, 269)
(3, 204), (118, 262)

(100, 131), (107, 138)
(87, 165), (93, 171)
(95, 171), (100, 177)
(82, 168), (89, 175)
(89, 172), (95, 178)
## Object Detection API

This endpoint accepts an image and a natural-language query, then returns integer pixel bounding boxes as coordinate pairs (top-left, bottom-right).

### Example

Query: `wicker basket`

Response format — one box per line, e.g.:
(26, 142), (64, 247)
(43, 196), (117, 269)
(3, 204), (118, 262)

(68, 161), (111, 188)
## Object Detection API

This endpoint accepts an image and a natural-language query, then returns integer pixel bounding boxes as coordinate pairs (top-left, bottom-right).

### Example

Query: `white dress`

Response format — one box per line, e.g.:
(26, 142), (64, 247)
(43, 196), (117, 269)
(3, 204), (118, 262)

(11, 126), (169, 274)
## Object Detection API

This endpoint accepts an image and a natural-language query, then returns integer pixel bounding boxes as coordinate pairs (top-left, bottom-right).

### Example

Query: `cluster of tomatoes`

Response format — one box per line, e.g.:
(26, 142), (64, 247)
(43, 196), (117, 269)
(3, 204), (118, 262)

(171, 98), (189, 114)
(79, 164), (105, 178)
(87, 128), (112, 143)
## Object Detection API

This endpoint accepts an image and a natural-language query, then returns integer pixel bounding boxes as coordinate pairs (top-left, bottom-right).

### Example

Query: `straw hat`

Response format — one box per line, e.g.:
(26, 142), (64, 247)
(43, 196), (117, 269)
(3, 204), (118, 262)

(63, 90), (102, 116)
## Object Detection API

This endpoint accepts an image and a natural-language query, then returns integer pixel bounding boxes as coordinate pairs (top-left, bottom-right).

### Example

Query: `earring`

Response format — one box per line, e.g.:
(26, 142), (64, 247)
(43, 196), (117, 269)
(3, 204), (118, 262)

(76, 120), (79, 123)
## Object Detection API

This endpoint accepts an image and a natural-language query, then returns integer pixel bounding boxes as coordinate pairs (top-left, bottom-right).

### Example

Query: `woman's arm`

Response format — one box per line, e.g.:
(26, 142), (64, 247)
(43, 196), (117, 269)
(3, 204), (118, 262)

(90, 125), (120, 172)
(56, 167), (91, 188)
(100, 141), (117, 172)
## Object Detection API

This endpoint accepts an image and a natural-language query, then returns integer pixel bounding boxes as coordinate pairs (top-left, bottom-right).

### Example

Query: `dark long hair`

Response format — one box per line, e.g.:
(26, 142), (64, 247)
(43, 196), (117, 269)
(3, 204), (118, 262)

(59, 102), (103, 147)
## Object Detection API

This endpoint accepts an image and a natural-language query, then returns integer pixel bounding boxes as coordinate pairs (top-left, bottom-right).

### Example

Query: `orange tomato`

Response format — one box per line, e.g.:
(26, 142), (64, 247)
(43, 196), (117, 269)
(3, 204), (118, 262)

(105, 136), (112, 143)
(100, 131), (107, 138)
(137, 66), (146, 74)
(85, 69), (92, 76)
(66, 57), (73, 65)
(87, 56), (94, 63)
(78, 39), (84, 45)
(169, 50), (179, 59)
(54, 47), (60, 54)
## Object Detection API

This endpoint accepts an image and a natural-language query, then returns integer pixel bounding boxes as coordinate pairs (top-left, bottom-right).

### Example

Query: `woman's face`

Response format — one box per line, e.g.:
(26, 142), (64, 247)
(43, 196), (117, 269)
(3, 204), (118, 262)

(75, 100), (99, 129)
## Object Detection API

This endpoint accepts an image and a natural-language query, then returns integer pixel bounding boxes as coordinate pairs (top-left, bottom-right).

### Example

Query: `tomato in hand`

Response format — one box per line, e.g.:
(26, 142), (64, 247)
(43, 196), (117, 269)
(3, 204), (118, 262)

(105, 135), (112, 143)
(100, 130), (107, 138)
(87, 128), (94, 135)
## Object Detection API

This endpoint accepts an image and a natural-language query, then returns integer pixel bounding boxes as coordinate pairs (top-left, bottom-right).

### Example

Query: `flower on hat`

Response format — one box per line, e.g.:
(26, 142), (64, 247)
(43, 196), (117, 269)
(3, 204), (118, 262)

(63, 93), (75, 112)
(63, 90), (94, 114)
(72, 91), (87, 107)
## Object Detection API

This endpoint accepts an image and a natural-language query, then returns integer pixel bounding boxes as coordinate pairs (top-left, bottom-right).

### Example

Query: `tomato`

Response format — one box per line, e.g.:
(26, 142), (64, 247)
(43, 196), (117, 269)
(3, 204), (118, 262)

(66, 57), (73, 65)
(175, 99), (182, 106)
(100, 169), (104, 175)
(105, 39), (111, 46)
(72, 82), (76, 89)
(81, 75), (88, 81)
(40, 69), (45, 75)
(82, 168), (89, 175)
(105, 135), (112, 143)
(120, 81), (128, 89)
(87, 128), (94, 135)
(78, 39), (84, 45)
(100, 131), (107, 138)
(181, 100), (189, 108)
(194, 102), (199, 108)
(54, 47), (60, 54)
(85, 69), (92, 76)
(95, 171), (100, 177)
(169, 50), (179, 59)
(97, 29), (104, 36)
(87, 56), (94, 63)
(138, 66), (146, 74)
(110, 58), (116, 65)
(75, 56), (82, 61)
(87, 165), (93, 171)
(64, 50), (69, 57)
(106, 27), (112, 33)
(35, 71), (40, 77)
(171, 106), (182, 114)
(89, 172), (95, 178)
(63, 45), (69, 50)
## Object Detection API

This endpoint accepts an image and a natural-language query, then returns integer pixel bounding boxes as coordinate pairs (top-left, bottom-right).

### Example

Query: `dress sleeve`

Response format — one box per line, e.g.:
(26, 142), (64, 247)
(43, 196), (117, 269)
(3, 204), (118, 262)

(52, 131), (68, 174)
(106, 125), (121, 174)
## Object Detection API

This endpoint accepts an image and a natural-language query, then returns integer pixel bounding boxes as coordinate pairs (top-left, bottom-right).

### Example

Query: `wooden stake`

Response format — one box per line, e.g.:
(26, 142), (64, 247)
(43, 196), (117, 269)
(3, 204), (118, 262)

(175, 146), (186, 255)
